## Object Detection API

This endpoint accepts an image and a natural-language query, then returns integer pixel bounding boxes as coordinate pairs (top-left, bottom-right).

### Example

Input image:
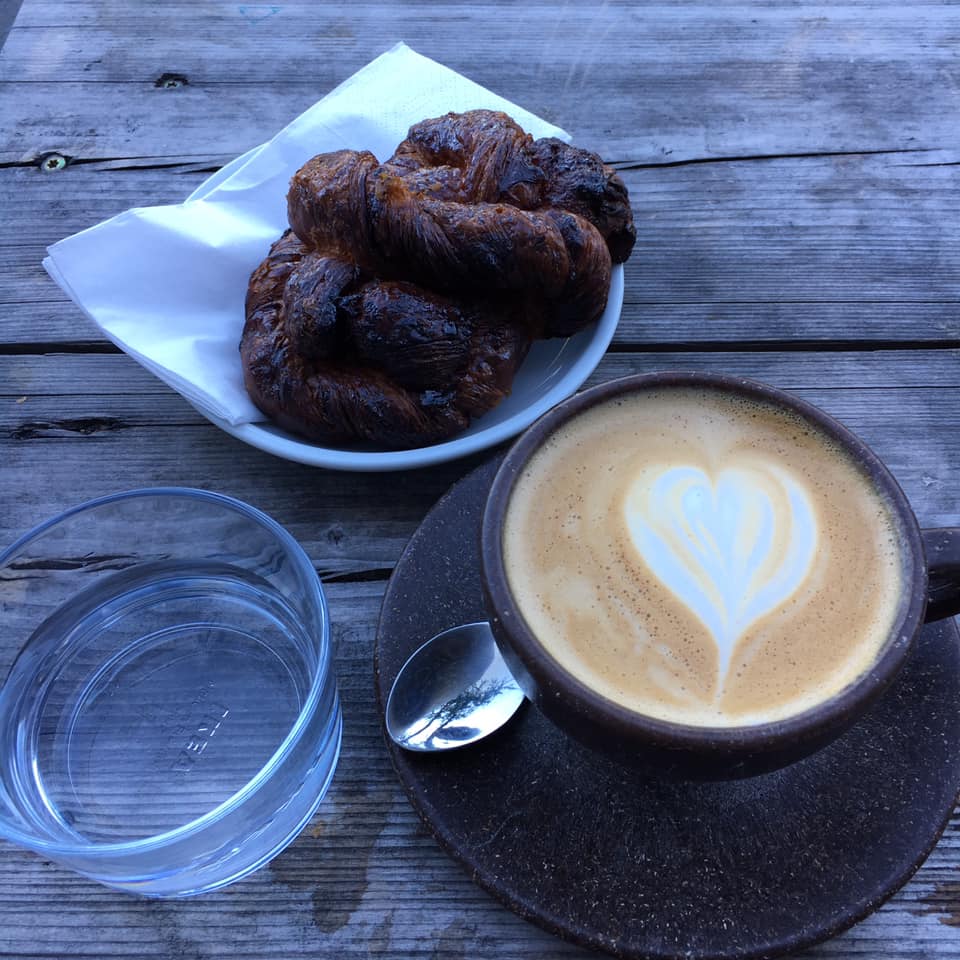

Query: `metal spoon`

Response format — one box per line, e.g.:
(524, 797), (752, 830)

(385, 622), (525, 752)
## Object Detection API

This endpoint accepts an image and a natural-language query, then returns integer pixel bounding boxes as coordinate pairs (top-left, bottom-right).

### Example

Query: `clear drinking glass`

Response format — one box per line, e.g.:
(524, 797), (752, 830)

(0, 488), (341, 896)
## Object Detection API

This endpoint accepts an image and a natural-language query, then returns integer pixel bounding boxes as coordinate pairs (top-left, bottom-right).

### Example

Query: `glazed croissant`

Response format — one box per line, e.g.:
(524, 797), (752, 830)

(242, 231), (531, 447)
(241, 110), (635, 449)
(382, 110), (635, 262)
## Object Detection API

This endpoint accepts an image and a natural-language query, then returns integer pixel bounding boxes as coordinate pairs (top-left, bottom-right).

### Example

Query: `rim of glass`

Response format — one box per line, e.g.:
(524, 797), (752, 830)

(0, 487), (332, 857)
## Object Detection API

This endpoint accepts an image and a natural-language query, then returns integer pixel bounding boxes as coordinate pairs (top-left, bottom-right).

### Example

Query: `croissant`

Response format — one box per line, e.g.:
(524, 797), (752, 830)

(241, 231), (530, 448)
(384, 110), (635, 261)
(287, 149), (611, 331)
(241, 110), (635, 449)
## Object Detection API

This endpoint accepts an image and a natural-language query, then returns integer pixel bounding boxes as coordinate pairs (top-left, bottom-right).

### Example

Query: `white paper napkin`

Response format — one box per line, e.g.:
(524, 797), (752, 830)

(43, 43), (570, 425)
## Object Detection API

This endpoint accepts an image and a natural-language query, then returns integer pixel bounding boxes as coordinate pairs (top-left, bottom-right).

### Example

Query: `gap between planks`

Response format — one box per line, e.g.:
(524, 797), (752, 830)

(2, 146), (956, 174)
(3, 339), (960, 358)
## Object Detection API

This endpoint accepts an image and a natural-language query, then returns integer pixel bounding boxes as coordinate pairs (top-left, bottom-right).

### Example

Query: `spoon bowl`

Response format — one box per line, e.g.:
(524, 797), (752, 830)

(385, 622), (525, 752)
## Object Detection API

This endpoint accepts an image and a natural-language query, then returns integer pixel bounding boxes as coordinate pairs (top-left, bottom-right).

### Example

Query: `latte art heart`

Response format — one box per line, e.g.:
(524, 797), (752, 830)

(624, 464), (818, 688)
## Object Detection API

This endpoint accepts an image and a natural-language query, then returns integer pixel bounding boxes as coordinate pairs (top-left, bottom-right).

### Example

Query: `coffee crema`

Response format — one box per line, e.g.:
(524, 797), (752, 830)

(502, 387), (905, 727)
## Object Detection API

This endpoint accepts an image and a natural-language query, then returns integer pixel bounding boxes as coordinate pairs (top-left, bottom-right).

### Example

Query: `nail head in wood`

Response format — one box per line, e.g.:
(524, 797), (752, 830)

(38, 153), (68, 172)
(155, 73), (188, 89)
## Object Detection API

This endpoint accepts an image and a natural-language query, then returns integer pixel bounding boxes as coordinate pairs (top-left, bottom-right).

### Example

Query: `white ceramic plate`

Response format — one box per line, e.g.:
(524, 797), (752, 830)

(205, 265), (623, 472)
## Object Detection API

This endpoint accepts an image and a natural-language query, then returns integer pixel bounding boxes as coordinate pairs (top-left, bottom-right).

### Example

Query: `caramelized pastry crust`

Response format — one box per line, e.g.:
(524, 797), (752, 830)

(242, 232), (530, 447)
(242, 110), (635, 449)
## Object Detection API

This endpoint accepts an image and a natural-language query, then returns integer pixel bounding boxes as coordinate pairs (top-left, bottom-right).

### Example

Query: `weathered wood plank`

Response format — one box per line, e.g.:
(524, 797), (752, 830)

(3, 153), (959, 345)
(8, 296), (960, 349)
(4, 350), (960, 565)
(2, 2), (959, 161)
(0, 579), (955, 959)
(3, 1), (960, 957)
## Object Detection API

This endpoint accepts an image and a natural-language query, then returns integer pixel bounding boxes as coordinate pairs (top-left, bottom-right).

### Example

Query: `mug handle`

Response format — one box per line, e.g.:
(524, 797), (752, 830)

(923, 528), (960, 622)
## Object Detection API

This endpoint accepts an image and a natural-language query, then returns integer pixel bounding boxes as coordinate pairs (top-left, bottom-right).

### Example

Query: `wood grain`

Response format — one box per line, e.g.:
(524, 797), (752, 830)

(3, 1), (960, 161)
(4, 349), (960, 571)
(3, 152), (960, 345)
(1, 0), (959, 956)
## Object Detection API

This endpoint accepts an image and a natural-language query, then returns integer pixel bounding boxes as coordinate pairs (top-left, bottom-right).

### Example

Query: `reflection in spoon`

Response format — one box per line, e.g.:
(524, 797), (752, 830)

(385, 622), (525, 752)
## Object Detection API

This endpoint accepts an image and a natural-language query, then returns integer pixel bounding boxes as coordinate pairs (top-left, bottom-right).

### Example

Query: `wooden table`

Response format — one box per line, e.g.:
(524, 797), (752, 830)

(2, 2), (959, 957)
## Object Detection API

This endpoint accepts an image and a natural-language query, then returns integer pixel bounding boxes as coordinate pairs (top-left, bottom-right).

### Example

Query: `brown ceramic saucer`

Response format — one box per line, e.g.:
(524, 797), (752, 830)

(373, 456), (960, 960)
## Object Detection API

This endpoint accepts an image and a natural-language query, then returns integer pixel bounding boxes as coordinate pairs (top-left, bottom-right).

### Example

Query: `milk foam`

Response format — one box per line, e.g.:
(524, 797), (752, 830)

(502, 388), (905, 727)
(624, 464), (817, 685)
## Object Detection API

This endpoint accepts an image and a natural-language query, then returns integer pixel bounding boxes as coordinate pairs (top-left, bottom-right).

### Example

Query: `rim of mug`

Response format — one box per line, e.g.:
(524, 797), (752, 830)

(480, 372), (927, 756)
(0, 487), (334, 857)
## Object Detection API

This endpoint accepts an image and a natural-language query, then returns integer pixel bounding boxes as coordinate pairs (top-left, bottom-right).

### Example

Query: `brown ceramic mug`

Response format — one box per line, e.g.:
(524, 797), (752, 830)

(480, 373), (960, 778)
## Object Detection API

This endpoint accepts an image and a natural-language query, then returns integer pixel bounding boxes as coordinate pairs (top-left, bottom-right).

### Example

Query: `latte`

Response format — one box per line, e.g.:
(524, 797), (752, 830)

(502, 387), (906, 727)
